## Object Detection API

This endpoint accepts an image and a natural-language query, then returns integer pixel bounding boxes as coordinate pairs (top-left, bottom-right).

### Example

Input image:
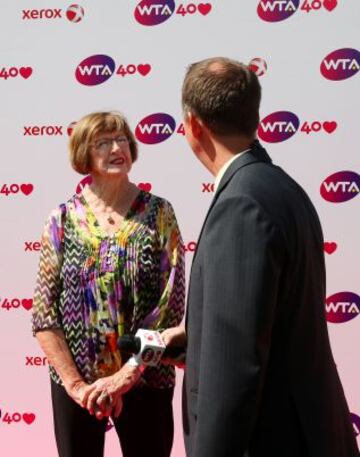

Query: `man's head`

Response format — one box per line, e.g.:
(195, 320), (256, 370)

(182, 57), (261, 138)
(181, 57), (261, 174)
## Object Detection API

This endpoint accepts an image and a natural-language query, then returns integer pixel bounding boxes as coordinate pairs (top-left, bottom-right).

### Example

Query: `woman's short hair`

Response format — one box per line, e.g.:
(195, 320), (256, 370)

(69, 111), (138, 175)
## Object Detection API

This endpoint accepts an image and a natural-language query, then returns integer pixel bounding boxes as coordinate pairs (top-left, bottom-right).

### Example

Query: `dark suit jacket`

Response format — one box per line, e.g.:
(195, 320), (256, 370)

(183, 141), (358, 457)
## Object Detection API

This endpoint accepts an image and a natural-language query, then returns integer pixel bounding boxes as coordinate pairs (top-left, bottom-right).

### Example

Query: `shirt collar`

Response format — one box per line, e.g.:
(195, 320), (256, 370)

(214, 149), (250, 192)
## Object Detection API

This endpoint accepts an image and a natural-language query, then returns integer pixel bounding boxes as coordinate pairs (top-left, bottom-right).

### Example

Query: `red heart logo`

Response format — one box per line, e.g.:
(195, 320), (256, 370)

(22, 299), (33, 310)
(19, 67), (33, 79)
(138, 182), (152, 192)
(198, 3), (212, 15)
(324, 242), (337, 254)
(20, 184), (34, 196)
(137, 64), (151, 77)
(323, 121), (337, 134)
(23, 413), (36, 425)
(323, 0), (338, 12)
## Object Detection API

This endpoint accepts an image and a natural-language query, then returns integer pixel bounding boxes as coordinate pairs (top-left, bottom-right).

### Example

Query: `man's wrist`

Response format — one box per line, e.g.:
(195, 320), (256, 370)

(126, 356), (145, 373)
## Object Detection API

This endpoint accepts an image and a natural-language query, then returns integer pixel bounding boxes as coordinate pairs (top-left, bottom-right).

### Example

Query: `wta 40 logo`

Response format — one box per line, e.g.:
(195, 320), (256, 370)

(135, 113), (185, 144)
(326, 292), (360, 323)
(257, 0), (337, 22)
(321, 48), (360, 81)
(320, 171), (359, 203)
(22, 4), (84, 22)
(0, 408), (36, 425)
(0, 66), (32, 80)
(1, 297), (33, 311)
(0, 183), (33, 197)
(75, 55), (152, 86)
(258, 111), (338, 143)
(134, 0), (212, 26)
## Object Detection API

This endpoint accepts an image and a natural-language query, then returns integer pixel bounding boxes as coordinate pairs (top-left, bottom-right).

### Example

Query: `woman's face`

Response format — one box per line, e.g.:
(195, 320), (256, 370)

(89, 130), (132, 177)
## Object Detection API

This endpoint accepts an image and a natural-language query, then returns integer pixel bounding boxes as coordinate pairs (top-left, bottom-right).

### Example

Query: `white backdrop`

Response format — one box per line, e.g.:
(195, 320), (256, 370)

(0, 1), (359, 455)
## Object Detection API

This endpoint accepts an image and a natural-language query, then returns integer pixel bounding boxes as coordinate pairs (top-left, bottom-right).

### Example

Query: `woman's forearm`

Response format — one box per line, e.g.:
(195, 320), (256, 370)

(35, 328), (84, 390)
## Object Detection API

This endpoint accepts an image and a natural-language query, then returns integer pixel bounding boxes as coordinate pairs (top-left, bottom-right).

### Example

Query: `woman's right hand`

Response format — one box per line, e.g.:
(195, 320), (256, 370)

(85, 364), (141, 420)
(65, 379), (97, 408)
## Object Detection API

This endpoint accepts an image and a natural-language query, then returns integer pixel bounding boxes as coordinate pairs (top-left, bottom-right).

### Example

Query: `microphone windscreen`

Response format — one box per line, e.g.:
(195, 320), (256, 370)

(118, 335), (141, 355)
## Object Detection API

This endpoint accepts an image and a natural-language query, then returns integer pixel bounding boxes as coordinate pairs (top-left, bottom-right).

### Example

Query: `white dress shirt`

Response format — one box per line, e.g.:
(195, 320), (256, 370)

(214, 149), (250, 192)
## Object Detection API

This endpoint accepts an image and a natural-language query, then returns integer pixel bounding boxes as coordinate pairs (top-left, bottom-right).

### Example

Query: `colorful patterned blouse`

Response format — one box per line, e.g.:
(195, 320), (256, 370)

(32, 190), (185, 388)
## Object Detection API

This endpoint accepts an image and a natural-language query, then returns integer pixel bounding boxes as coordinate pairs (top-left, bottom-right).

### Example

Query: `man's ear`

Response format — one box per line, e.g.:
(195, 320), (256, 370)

(186, 112), (204, 140)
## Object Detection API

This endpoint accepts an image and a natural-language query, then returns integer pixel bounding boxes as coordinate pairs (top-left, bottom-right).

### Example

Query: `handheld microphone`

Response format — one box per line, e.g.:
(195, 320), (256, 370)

(118, 329), (185, 367)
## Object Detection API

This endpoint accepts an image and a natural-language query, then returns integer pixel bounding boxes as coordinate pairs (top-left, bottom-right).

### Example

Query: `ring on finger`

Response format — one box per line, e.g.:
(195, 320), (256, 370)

(99, 391), (111, 402)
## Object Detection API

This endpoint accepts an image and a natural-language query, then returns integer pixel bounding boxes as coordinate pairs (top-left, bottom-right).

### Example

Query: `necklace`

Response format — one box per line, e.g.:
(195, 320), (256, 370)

(102, 205), (117, 225)
(107, 214), (115, 225)
(86, 183), (137, 227)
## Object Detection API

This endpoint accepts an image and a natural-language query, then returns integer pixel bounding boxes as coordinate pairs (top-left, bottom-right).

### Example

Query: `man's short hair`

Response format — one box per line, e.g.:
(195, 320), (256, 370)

(182, 57), (261, 137)
(68, 111), (138, 175)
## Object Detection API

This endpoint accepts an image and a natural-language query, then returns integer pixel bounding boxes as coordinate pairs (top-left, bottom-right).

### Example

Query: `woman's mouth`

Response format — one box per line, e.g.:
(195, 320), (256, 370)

(110, 157), (125, 165)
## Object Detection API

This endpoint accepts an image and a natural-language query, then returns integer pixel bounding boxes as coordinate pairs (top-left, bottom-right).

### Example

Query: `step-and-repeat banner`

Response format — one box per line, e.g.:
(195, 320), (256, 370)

(0, 1), (359, 455)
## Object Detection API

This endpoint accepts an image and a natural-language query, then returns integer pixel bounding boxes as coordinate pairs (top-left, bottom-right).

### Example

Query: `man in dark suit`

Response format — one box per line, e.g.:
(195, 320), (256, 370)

(162, 57), (358, 457)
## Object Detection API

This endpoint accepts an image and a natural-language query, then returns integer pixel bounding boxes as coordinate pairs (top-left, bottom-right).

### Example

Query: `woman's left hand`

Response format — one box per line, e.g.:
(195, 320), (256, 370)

(86, 364), (142, 419)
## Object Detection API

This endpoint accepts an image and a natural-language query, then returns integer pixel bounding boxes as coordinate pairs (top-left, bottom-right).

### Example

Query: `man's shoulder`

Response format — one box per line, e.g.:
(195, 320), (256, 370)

(222, 160), (318, 226)
(228, 160), (298, 196)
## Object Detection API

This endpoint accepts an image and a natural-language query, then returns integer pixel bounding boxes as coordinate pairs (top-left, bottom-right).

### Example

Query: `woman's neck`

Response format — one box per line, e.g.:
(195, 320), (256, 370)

(87, 174), (136, 209)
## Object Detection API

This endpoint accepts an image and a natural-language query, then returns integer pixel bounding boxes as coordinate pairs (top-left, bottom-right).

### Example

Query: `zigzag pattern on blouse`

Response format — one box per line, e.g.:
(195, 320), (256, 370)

(32, 220), (62, 333)
(58, 222), (93, 382)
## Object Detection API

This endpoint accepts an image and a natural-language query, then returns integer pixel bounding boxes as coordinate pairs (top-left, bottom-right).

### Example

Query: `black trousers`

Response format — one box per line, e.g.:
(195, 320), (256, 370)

(51, 379), (174, 457)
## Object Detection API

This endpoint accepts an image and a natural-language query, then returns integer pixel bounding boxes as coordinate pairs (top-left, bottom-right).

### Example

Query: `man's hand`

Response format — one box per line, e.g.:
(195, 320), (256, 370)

(161, 326), (187, 368)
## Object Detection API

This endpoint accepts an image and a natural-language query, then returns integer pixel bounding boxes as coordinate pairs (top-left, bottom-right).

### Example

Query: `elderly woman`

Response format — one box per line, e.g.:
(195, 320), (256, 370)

(32, 111), (185, 457)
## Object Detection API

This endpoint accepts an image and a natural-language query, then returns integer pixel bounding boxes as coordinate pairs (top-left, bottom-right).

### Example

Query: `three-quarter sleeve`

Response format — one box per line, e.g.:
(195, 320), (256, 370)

(148, 200), (185, 330)
(32, 205), (66, 334)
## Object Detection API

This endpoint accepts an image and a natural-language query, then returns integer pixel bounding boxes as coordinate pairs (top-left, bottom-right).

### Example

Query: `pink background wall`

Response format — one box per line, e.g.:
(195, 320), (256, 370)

(0, 1), (359, 455)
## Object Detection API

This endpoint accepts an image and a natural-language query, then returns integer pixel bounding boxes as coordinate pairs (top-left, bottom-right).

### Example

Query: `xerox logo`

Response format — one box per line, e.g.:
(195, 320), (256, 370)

(22, 8), (62, 20)
(258, 111), (299, 143)
(257, 0), (299, 22)
(23, 125), (63, 136)
(135, 113), (176, 144)
(320, 48), (360, 81)
(134, 0), (176, 26)
(22, 122), (78, 137)
(248, 58), (268, 77)
(22, 4), (84, 22)
(25, 356), (48, 366)
(351, 413), (360, 438)
(66, 4), (85, 22)
(75, 55), (115, 86)
(320, 171), (360, 203)
(325, 292), (360, 323)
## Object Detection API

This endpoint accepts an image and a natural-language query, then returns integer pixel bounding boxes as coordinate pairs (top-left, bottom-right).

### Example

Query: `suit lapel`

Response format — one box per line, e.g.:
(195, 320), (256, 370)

(192, 141), (272, 261)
